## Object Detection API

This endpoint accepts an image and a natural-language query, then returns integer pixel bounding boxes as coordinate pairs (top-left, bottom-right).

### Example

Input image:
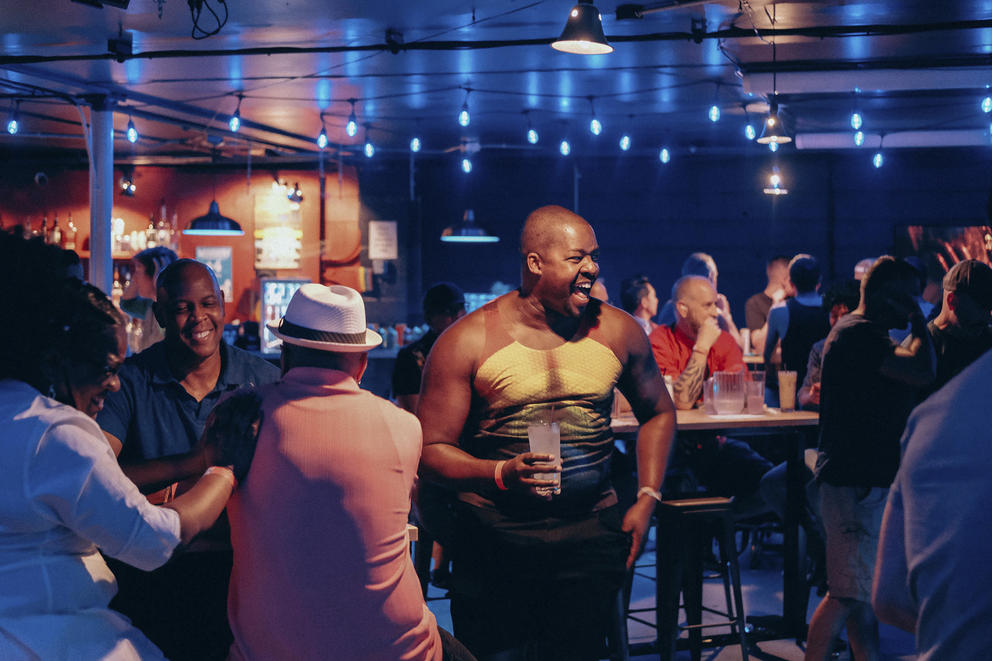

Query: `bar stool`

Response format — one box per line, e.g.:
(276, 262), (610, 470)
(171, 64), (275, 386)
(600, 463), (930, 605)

(653, 497), (750, 661)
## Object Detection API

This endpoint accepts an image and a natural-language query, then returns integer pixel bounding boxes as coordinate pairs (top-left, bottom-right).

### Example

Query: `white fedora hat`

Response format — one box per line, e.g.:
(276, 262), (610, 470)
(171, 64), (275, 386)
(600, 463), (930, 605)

(266, 283), (382, 352)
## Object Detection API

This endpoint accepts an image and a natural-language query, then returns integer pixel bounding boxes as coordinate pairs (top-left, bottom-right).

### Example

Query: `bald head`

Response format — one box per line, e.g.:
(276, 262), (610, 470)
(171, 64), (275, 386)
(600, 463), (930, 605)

(520, 205), (591, 257)
(673, 275), (713, 305)
(156, 259), (221, 299)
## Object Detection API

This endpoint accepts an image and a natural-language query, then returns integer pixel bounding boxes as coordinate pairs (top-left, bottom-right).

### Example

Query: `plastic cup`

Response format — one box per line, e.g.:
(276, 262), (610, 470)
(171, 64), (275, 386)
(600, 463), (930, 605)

(778, 370), (798, 412)
(713, 371), (746, 415)
(527, 421), (561, 496)
(746, 370), (765, 414)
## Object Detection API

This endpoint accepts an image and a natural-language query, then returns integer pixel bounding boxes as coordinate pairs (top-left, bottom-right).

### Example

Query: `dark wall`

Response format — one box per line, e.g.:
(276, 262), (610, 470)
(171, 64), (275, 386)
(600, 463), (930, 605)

(358, 147), (991, 325)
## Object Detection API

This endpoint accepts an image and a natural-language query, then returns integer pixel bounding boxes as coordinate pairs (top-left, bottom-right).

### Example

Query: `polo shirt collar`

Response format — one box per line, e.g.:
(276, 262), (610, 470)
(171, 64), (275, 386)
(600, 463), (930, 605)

(146, 340), (237, 392)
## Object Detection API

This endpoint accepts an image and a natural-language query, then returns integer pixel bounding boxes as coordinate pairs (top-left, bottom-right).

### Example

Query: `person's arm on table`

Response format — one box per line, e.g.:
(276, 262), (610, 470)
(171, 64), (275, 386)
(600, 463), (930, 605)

(669, 317), (721, 410)
(417, 322), (560, 496)
(107, 429), (218, 495)
(617, 323), (676, 569)
(873, 486), (917, 633)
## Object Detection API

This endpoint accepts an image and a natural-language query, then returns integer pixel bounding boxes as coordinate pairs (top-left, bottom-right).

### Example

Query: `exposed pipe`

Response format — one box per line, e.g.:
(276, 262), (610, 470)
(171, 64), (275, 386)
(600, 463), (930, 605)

(745, 67), (992, 96)
(88, 99), (114, 295)
(795, 130), (991, 150)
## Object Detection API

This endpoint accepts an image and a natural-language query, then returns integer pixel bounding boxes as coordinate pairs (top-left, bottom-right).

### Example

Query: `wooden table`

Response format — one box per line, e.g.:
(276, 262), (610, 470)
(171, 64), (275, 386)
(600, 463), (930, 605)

(613, 407), (819, 649)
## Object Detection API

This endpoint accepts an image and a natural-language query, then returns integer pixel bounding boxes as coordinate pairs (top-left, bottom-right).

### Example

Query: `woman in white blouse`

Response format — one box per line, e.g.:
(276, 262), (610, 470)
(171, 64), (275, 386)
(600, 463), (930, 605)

(0, 231), (254, 660)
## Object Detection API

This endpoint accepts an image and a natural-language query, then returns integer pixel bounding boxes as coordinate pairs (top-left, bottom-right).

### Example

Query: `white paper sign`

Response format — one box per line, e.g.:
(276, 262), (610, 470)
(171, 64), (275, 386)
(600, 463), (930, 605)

(368, 221), (398, 261)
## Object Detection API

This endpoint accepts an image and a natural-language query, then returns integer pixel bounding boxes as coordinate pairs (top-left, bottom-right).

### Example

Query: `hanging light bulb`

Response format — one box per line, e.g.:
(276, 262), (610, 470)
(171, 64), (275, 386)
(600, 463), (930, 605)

(6, 102), (18, 135)
(346, 99), (358, 137)
(229, 94), (243, 133)
(458, 89), (471, 127)
(587, 97), (602, 135)
(316, 121), (328, 150)
(461, 158), (473, 174)
(126, 115), (138, 143)
(560, 139), (571, 156)
(853, 130), (866, 147)
(850, 111), (863, 130)
(982, 95), (992, 114)
(363, 126), (374, 158)
(873, 151), (884, 168)
(619, 134), (631, 151)
(550, 0), (613, 54)
(708, 104), (721, 123)
(659, 147), (671, 163)
(763, 167), (788, 195)
(527, 128), (539, 144)
(410, 136), (422, 153)
(768, 141), (779, 152)
(757, 101), (791, 145)
(745, 123), (756, 140)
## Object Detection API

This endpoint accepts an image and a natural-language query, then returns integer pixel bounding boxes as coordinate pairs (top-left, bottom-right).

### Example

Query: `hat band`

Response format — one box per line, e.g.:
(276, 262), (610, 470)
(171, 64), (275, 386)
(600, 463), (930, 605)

(278, 319), (368, 344)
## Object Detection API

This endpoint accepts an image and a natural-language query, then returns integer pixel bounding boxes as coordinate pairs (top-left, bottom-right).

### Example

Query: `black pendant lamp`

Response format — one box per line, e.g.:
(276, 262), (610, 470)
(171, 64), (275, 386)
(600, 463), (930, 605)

(183, 200), (244, 236)
(551, 0), (613, 55)
(441, 210), (499, 244)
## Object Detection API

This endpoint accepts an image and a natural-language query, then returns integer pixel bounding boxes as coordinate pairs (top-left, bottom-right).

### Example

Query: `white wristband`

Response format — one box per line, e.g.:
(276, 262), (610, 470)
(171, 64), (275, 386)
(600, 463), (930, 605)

(637, 486), (662, 503)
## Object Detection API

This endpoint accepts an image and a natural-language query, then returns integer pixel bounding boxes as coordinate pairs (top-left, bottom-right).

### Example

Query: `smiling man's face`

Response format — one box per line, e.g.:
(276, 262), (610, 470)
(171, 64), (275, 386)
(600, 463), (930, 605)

(155, 262), (226, 361)
(535, 221), (601, 318)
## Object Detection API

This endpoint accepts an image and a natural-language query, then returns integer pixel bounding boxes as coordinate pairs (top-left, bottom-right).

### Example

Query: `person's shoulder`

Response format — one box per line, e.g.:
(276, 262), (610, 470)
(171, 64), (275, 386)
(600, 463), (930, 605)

(226, 343), (281, 382)
(745, 292), (767, 307)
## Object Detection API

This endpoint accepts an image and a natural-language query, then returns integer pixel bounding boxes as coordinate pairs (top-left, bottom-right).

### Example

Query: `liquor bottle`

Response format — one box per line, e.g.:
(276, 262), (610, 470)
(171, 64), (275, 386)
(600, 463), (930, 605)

(39, 215), (48, 241)
(64, 213), (77, 251)
(50, 212), (62, 246)
(146, 215), (157, 248)
(112, 266), (123, 308)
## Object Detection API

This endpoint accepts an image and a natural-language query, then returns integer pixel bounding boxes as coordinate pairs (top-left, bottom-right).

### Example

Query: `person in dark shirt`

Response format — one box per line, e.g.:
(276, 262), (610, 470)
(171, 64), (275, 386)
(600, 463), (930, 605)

(98, 260), (280, 661)
(924, 259), (992, 394)
(805, 257), (935, 661)
(393, 282), (466, 413)
(393, 282), (466, 589)
(745, 255), (789, 354)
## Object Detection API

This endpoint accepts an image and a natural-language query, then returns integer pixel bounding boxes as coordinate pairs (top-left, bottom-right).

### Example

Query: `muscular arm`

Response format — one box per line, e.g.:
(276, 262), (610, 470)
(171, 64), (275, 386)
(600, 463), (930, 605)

(672, 350), (708, 410)
(106, 429), (214, 494)
(163, 470), (235, 545)
(417, 319), (558, 494)
(616, 319), (676, 567)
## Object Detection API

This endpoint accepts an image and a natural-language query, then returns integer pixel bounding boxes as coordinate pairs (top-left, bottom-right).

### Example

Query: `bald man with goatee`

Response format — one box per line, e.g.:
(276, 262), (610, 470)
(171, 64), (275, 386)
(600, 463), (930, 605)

(418, 205), (676, 661)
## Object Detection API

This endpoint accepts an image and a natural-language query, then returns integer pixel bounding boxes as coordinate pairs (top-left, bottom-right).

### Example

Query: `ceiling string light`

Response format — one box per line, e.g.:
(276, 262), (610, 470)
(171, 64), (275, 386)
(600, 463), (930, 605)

(560, 138), (571, 156)
(6, 101), (18, 135)
(587, 96), (602, 135)
(346, 99), (358, 138)
(363, 125), (375, 158)
(228, 93), (243, 132)
(619, 115), (632, 151)
(551, 0), (613, 55)
(458, 88), (471, 127)
(126, 114), (138, 143)
(316, 112), (328, 149)
(873, 133), (885, 168)
(410, 136), (422, 153)
(763, 165), (788, 195)
(708, 84), (721, 123)
(743, 105), (756, 141)
(524, 110), (539, 145)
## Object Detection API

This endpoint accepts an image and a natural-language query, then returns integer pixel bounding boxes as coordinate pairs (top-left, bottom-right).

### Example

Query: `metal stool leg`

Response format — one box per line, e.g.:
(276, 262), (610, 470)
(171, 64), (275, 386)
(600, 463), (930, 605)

(721, 514), (750, 659)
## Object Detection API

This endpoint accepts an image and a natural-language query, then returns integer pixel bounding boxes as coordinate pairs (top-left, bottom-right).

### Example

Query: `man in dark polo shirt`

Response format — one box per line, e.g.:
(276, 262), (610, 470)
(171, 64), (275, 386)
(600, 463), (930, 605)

(98, 259), (279, 661)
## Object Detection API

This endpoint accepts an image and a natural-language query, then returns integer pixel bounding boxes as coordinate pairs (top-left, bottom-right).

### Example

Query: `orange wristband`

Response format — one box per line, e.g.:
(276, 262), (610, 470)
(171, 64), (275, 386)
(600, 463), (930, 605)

(494, 460), (508, 491)
(204, 465), (237, 490)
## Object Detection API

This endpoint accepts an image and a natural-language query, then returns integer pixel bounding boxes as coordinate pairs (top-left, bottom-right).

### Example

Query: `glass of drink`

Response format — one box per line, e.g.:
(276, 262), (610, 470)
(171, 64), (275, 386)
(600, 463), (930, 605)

(713, 371), (746, 415)
(527, 421), (561, 496)
(778, 370), (798, 412)
(746, 370), (765, 414)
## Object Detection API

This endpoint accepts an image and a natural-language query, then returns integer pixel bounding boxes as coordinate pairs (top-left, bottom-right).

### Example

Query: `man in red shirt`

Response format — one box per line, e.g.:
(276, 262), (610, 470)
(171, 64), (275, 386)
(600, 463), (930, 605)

(649, 275), (772, 506)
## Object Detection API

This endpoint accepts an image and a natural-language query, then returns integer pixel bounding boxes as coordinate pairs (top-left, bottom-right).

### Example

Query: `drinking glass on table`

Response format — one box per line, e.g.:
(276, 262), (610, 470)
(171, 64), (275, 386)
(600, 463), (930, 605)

(778, 370), (798, 412)
(527, 421), (561, 496)
(713, 371), (746, 415)
(746, 370), (765, 414)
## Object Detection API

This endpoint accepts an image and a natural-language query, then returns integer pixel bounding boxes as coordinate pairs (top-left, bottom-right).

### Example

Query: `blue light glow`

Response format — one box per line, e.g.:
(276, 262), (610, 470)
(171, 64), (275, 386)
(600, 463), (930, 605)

(317, 126), (328, 149)
(560, 139), (571, 156)
(708, 104), (721, 122)
(745, 124), (756, 140)
(461, 158), (472, 173)
(768, 141), (779, 152)
(850, 111), (863, 130)
(873, 152), (884, 168)
(659, 147), (670, 163)
(854, 130), (865, 146)
(126, 118), (138, 143)
(346, 113), (357, 137)
(6, 118), (17, 135)
(228, 111), (240, 133)
(364, 141), (375, 158)
(458, 105), (470, 127)
(982, 96), (992, 114)
(619, 134), (631, 151)
(410, 137), (421, 153)
(589, 118), (602, 135)
(527, 128), (539, 144)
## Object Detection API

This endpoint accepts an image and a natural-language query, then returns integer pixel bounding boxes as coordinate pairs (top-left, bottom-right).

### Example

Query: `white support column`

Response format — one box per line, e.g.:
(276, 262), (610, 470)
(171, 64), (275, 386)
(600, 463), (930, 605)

(88, 98), (115, 295)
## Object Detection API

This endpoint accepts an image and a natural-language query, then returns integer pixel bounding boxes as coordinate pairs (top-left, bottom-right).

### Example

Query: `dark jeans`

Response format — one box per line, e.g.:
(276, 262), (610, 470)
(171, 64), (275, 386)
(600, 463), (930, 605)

(449, 504), (631, 661)
(107, 550), (233, 661)
(441, 626), (479, 661)
(679, 433), (774, 500)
